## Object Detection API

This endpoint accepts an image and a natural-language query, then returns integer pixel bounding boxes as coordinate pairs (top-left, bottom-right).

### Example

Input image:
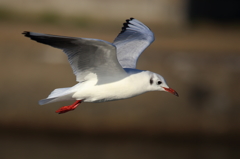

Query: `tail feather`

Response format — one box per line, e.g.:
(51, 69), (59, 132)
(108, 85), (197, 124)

(39, 87), (75, 105)
(39, 98), (56, 105)
(47, 87), (71, 98)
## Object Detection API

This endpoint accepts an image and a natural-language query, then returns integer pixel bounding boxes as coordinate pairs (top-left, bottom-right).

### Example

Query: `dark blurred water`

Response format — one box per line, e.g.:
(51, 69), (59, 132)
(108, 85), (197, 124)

(1, 128), (239, 159)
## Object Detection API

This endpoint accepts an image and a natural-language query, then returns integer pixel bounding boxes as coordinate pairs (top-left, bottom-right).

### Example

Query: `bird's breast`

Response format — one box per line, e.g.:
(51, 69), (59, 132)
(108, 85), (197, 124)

(73, 74), (148, 103)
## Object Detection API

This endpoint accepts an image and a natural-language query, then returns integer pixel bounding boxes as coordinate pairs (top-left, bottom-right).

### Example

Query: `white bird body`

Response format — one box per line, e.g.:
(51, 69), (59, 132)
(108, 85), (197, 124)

(74, 70), (150, 102)
(23, 18), (178, 114)
(43, 69), (168, 103)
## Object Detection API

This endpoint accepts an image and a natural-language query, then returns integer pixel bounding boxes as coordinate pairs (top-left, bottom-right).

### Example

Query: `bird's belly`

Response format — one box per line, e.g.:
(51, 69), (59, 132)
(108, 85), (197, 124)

(73, 81), (145, 103)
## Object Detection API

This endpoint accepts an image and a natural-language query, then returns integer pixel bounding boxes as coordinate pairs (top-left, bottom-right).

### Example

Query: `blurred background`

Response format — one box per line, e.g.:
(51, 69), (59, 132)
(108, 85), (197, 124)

(0, 0), (240, 158)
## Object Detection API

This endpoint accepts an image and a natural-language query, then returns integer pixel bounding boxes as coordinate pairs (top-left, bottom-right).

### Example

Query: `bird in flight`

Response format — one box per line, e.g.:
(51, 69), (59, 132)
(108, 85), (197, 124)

(23, 18), (178, 114)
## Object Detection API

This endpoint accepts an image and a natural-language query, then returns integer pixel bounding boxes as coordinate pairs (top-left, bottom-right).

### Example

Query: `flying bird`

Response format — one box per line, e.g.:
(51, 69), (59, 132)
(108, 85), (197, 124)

(23, 18), (178, 114)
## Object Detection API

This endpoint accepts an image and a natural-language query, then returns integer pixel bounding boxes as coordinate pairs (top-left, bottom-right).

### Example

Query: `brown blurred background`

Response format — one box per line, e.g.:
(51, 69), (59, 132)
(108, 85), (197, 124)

(1, 0), (240, 159)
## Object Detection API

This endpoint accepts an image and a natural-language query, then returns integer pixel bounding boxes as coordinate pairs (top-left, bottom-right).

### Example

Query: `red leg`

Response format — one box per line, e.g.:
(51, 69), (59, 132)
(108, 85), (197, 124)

(55, 100), (82, 114)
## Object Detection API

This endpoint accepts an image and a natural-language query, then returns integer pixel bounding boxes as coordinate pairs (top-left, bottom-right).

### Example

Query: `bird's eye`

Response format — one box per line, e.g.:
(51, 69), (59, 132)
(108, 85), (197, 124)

(150, 78), (153, 85)
(157, 81), (162, 85)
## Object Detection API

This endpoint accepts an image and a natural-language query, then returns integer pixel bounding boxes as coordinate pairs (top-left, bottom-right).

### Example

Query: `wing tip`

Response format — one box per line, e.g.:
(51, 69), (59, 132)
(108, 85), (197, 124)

(119, 17), (135, 34)
(22, 31), (31, 37)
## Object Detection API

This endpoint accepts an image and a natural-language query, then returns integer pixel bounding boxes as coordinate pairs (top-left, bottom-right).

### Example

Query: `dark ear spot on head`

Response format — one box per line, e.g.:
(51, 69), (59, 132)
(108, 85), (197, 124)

(150, 77), (153, 85)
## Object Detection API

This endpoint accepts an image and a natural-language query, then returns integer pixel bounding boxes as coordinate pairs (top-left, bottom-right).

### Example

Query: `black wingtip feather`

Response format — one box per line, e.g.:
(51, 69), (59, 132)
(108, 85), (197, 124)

(119, 17), (135, 34)
(22, 31), (31, 37)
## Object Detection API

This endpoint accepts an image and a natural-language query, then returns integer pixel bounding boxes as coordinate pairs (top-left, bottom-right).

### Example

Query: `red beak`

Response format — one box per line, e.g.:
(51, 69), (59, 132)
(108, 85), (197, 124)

(163, 87), (179, 97)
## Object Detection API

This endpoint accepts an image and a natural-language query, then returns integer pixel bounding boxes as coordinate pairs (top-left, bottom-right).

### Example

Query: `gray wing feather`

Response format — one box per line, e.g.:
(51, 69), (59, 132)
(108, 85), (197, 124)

(23, 32), (127, 84)
(113, 18), (155, 69)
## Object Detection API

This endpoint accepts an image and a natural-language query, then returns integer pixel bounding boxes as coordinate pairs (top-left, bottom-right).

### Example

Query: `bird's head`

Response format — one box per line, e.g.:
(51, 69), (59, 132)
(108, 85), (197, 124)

(148, 72), (179, 97)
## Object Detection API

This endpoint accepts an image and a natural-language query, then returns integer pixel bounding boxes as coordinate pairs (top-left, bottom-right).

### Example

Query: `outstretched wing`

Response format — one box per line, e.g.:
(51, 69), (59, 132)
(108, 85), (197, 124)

(23, 32), (127, 84)
(113, 18), (155, 69)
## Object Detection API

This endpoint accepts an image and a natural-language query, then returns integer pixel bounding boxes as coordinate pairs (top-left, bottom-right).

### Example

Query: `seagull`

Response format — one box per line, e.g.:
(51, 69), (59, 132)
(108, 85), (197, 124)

(23, 18), (178, 114)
